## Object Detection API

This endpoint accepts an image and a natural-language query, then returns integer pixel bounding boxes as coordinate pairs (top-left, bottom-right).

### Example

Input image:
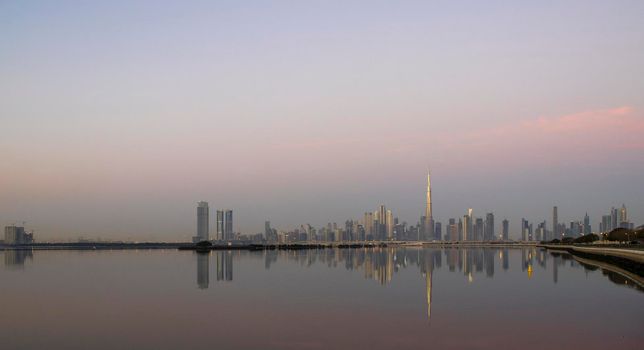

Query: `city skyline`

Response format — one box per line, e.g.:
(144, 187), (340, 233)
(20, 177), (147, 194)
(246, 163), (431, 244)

(182, 174), (637, 243)
(1, 171), (641, 241)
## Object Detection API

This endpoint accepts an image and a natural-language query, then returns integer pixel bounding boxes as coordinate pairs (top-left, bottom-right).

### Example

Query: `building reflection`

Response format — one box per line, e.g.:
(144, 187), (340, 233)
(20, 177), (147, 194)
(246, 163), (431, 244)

(216, 251), (233, 282)
(4, 249), (33, 268)
(191, 247), (644, 307)
(194, 251), (234, 289)
(421, 249), (440, 323)
(197, 252), (209, 289)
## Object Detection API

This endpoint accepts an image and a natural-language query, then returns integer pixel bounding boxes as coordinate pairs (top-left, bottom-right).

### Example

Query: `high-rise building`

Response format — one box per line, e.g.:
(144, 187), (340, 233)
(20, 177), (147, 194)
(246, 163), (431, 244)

(224, 210), (233, 240)
(216, 210), (224, 240)
(448, 218), (458, 241)
(620, 204), (628, 223)
(386, 209), (394, 240)
(475, 218), (484, 241)
(536, 221), (546, 241)
(521, 218), (528, 241)
(4, 225), (33, 245)
(216, 209), (233, 240)
(375, 205), (387, 240)
(363, 212), (374, 240)
(583, 213), (591, 234)
(601, 214), (612, 233)
(502, 219), (509, 241)
(467, 208), (473, 239)
(435, 222), (442, 241)
(196, 201), (209, 242)
(619, 204), (629, 228)
(265, 221), (272, 240)
(424, 172), (434, 241)
(484, 213), (495, 241)
(463, 213), (471, 241)
(611, 207), (618, 230)
(552, 206), (558, 240)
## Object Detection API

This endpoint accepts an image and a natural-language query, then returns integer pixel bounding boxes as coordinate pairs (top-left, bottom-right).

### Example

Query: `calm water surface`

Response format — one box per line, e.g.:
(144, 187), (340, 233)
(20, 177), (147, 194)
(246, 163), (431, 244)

(0, 247), (642, 349)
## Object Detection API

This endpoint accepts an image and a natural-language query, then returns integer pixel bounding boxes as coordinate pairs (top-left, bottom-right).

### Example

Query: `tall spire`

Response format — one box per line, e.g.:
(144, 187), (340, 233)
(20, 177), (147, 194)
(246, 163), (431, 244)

(426, 170), (432, 220)
(423, 169), (434, 241)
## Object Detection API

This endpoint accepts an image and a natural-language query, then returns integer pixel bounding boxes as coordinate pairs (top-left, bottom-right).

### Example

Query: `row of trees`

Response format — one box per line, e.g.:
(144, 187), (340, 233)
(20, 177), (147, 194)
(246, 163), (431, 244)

(545, 226), (643, 244)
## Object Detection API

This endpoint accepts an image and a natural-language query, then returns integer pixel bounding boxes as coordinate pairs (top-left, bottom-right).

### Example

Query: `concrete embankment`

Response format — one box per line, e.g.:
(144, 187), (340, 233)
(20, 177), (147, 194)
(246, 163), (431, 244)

(540, 244), (644, 264)
(571, 255), (644, 290)
(539, 244), (644, 276)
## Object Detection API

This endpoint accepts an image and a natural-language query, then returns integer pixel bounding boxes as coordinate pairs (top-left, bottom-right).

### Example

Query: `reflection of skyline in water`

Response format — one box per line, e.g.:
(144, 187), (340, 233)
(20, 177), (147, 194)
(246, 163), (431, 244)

(193, 247), (643, 324)
(197, 252), (209, 289)
(195, 251), (233, 289)
(3, 249), (33, 268)
(194, 248), (642, 293)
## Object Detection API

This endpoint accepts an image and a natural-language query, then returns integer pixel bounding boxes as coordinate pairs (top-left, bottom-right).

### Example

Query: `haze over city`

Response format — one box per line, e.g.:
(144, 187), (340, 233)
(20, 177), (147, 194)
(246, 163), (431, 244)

(2, 1), (643, 241)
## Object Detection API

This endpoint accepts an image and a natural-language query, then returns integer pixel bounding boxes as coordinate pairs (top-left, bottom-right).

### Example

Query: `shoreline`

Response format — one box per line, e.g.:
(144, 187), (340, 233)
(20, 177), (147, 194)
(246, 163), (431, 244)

(539, 244), (644, 277)
(0, 240), (538, 251)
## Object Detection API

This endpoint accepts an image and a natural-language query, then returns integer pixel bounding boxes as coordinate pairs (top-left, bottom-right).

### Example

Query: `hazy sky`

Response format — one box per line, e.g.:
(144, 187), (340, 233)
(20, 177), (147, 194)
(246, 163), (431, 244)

(1, 0), (643, 241)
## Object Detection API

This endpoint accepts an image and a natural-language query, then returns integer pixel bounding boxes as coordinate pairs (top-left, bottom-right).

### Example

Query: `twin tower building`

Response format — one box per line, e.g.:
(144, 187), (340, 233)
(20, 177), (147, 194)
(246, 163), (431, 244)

(194, 201), (233, 243)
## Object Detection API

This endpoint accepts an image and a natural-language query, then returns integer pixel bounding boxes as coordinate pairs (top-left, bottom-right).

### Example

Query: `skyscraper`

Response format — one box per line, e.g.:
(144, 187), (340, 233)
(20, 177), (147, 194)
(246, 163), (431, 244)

(364, 212), (374, 240)
(521, 218), (528, 241)
(463, 213), (471, 241)
(583, 213), (591, 234)
(196, 201), (209, 242)
(552, 206), (558, 240)
(265, 221), (272, 239)
(620, 204), (628, 225)
(376, 205), (388, 240)
(601, 214), (612, 233)
(424, 172), (434, 241)
(216, 210), (224, 240)
(611, 207), (618, 230)
(224, 209), (233, 240)
(448, 218), (458, 241)
(484, 213), (495, 241)
(502, 219), (509, 241)
(475, 218), (484, 241)
(386, 209), (394, 240)
(216, 209), (233, 240)
(4, 225), (33, 245)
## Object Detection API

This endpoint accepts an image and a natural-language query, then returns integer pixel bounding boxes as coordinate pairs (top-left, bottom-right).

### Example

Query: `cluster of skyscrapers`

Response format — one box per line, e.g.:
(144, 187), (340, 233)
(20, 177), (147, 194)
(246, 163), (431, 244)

(2, 225), (34, 245)
(196, 172), (636, 243)
(599, 204), (632, 232)
(193, 201), (234, 243)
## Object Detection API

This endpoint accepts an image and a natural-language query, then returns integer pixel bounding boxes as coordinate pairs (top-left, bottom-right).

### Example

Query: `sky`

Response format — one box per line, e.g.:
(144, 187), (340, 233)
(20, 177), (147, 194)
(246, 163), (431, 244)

(1, 0), (643, 241)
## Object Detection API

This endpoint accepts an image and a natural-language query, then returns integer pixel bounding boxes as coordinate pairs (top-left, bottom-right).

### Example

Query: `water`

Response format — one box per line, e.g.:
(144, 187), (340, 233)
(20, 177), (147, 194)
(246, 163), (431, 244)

(1, 247), (642, 349)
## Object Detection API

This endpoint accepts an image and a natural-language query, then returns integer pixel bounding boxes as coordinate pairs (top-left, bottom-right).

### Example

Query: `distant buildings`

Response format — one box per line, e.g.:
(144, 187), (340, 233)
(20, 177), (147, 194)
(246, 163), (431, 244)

(552, 206), (558, 241)
(224, 210), (233, 240)
(265, 221), (277, 242)
(4, 225), (34, 245)
(448, 218), (458, 241)
(216, 209), (234, 240)
(583, 213), (591, 235)
(502, 219), (509, 240)
(424, 172), (434, 241)
(462, 210), (472, 241)
(187, 173), (636, 243)
(599, 204), (633, 232)
(520, 218), (532, 241)
(194, 201), (209, 243)
(484, 213), (494, 241)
